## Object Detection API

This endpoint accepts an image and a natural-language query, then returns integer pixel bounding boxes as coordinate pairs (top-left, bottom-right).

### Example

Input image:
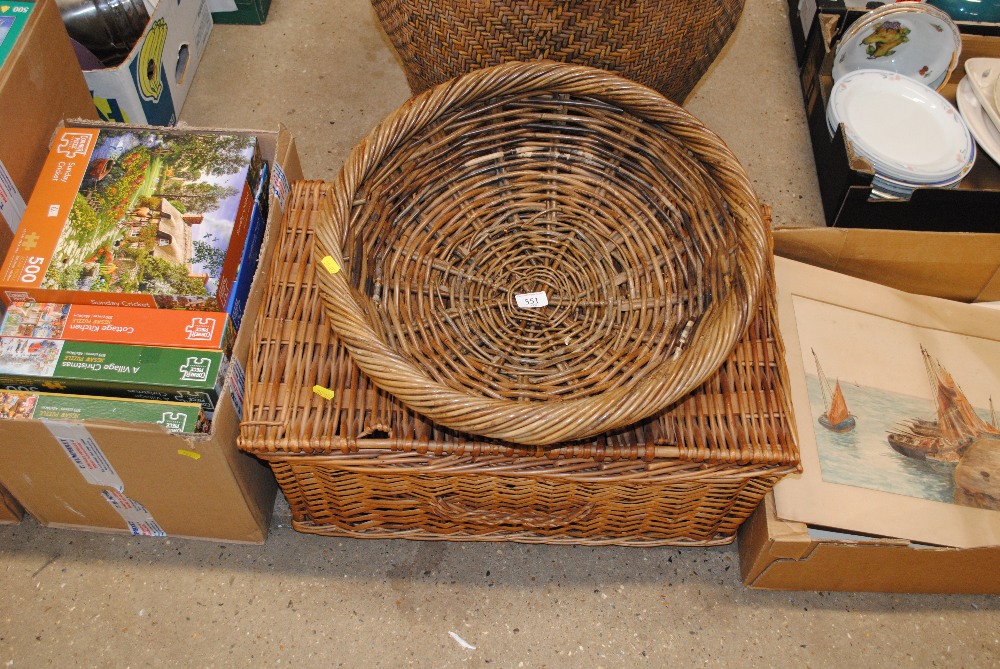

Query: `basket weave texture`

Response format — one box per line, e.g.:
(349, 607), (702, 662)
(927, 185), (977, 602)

(239, 181), (800, 546)
(314, 61), (770, 446)
(371, 0), (746, 103)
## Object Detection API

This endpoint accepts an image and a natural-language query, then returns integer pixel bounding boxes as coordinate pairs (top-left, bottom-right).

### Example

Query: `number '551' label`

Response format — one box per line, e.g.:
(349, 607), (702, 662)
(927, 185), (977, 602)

(515, 291), (548, 309)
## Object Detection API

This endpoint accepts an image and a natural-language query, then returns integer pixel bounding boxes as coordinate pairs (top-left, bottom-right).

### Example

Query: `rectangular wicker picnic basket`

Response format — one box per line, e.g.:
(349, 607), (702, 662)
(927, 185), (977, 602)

(238, 181), (801, 546)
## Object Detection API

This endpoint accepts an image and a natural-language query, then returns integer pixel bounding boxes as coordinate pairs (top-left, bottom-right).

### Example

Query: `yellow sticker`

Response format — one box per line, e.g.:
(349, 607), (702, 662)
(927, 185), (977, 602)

(320, 256), (341, 275)
(177, 449), (201, 460)
(312, 385), (335, 400)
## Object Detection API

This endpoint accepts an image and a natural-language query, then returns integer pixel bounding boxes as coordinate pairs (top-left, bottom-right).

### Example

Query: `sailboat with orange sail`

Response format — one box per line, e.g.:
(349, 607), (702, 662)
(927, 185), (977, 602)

(812, 349), (856, 433)
(887, 346), (1000, 462)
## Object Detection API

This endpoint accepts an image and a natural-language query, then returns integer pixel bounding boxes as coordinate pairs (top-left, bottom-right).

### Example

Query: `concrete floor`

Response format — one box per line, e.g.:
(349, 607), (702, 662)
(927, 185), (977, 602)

(2, 0), (1000, 667)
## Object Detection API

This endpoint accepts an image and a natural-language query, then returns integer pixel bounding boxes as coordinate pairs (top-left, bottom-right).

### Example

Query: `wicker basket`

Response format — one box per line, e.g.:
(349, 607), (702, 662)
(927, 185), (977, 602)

(314, 61), (769, 446)
(371, 0), (746, 103)
(239, 181), (799, 546)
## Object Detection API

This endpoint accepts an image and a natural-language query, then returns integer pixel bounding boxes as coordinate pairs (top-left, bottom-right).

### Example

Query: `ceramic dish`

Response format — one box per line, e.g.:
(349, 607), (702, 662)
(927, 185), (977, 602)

(872, 164), (968, 193)
(826, 111), (974, 186)
(957, 75), (1000, 166)
(828, 70), (974, 182)
(963, 58), (1000, 138)
(995, 71), (1000, 117)
(832, 3), (961, 90)
(869, 165), (968, 199)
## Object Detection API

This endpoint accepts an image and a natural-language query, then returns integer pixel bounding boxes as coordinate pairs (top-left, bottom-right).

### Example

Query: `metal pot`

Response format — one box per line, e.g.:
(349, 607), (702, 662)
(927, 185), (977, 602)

(57, 0), (150, 67)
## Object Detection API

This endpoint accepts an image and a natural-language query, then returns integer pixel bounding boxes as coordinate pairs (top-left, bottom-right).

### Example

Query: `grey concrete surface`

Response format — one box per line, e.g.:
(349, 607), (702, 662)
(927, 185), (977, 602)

(3, 0), (1000, 667)
(1, 518), (999, 668)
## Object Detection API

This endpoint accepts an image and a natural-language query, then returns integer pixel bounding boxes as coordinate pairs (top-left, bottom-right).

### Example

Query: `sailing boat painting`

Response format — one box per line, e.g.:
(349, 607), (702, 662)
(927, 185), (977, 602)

(812, 349), (856, 433)
(887, 346), (1000, 463)
(791, 295), (1000, 510)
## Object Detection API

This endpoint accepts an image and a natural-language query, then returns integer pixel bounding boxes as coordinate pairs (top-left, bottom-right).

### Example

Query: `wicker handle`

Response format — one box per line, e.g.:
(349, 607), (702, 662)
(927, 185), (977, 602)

(430, 496), (594, 529)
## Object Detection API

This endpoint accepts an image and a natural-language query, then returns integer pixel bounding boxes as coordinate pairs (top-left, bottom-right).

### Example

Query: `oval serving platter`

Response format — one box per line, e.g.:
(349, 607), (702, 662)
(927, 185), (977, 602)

(829, 69), (974, 182)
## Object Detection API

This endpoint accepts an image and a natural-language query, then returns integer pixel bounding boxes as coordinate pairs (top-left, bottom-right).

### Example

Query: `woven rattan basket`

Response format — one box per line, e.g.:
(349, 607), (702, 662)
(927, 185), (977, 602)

(314, 61), (770, 446)
(371, 0), (745, 103)
(239, 181), (799, 546)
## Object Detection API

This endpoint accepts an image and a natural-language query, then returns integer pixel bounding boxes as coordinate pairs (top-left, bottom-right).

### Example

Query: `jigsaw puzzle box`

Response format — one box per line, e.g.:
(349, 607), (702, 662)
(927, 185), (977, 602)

(0, 337), (226, 410)
(1, 301), (229, 350)
(0, 126), (264, 310)
(0, 158), (271, 354)
(0, 388), (203, 433)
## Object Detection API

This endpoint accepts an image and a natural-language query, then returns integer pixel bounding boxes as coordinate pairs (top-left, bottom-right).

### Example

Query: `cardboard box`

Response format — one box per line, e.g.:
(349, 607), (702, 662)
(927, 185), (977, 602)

(773, 227), (1000, 303)
(784, 0), (844, 66)
(742, 232), (1000, 592)
(210, 0), (271, 25)
(739, 493), (1000, 593)
(86, 0), (213, 126)
(0, 481), (22, 524)
(0, 0), (99, 252)
(0, 126), (265, 310)
(799, 10), (1000, 231)
(0, 338), (227, 410)
(0, 388), (203, 433)
(0, 122), (302, 543)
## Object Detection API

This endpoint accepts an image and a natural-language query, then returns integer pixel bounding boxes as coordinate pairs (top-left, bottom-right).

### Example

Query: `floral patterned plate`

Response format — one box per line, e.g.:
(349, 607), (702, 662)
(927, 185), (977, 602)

(828, 69), (974, 183)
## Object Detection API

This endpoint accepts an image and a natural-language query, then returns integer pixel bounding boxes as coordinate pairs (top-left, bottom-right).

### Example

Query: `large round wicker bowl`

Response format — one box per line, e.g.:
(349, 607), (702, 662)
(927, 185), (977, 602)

(313, 61), (769, 446)
(371, 0), (746, 103)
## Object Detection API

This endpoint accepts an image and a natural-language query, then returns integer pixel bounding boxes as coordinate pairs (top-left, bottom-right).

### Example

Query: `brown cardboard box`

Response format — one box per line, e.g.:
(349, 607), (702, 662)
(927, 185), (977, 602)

(0, 122), (304, 543)
(773, 228), (1000, 303)
(742, 230), (1000, 592)
(0, 482), (22, 524)
(0, 0), (99, 254)
(739, 494), (1000, 594)
(84, 0), (212, 126)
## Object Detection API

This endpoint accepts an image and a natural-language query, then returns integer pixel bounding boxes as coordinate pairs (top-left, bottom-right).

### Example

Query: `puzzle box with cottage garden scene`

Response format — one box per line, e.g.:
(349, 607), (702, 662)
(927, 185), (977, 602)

(0, 126), (263, 309)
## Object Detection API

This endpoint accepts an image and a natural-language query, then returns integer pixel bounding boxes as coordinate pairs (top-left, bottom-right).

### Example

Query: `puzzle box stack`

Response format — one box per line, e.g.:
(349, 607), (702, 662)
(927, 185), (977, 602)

(0, 125), (269, 432)
(0, 122), (302, 542)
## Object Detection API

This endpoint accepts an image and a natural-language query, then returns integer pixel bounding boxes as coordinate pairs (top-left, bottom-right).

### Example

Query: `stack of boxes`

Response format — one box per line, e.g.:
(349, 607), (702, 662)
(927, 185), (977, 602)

(0, 0), (295, 538)
(0, 124), (270, 435)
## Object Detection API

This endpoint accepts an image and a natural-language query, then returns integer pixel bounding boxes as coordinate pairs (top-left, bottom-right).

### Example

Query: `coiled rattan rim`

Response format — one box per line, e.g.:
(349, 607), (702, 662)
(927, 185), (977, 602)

(313, 61), (769, 446)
